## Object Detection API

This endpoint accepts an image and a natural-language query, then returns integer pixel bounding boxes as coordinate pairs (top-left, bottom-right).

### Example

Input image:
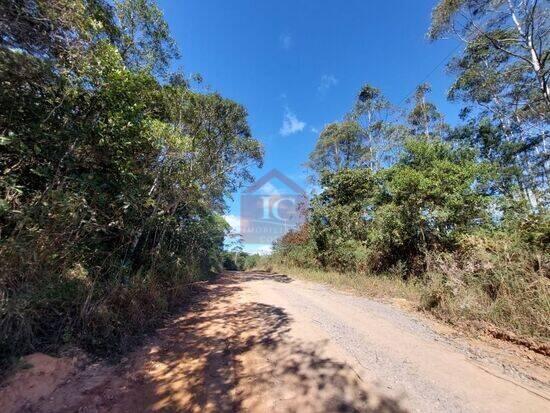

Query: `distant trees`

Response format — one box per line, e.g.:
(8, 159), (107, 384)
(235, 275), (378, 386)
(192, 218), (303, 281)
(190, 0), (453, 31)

(351, 85), (405, 170)
(308, 84), (403, 179)
(308, 121), (365, 176)
(407, 83), (448, 139)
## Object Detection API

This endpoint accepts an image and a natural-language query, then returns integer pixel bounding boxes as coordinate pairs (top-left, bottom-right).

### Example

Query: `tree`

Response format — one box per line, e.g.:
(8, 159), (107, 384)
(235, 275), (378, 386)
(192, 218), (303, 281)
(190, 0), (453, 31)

(0, 0), (118, 61)
(308, 168), (376, 270)
(115, 0), (179, 75)
(0, 0), (264, 360)
(306, 140), (492, 273)
(448, 120), (527, 199)
(429, 0), (549, 108)
(407, 83), (448, 139)
(349, 84), (405, 170)
(376, 139), (491, 254)
(429, 0), (549, 207)
(308, 121), (365, 177)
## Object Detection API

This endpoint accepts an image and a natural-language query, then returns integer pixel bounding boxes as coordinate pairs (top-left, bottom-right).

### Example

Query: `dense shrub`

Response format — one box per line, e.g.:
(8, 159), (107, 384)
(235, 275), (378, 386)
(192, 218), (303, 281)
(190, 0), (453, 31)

(0, 0), (262, 364)
(302, 140), (491, 274)
(221, 252), (263, 271)
(422, 230), (549, 340)
(271, 224), (319, 269)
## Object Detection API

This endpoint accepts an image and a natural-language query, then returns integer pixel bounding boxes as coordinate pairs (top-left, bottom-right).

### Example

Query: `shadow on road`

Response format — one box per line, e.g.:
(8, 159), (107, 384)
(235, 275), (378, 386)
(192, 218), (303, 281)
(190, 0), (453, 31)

(123, 273), (407, 412)
(32, 272), (407, 412)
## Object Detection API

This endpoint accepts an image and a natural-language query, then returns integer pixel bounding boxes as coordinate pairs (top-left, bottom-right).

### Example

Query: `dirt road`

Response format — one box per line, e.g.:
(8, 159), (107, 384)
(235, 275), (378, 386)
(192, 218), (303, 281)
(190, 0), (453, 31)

(2, 271), (549, 412)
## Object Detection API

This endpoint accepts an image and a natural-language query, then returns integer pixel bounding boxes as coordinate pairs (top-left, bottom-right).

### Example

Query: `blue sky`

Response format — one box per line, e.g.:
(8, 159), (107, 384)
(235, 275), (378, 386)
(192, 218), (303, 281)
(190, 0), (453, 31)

(157, 0), (462, 253)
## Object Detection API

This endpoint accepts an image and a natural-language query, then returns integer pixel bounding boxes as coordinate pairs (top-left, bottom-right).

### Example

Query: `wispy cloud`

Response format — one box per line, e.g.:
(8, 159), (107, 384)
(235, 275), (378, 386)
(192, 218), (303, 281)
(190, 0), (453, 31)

(256, 244), (273, 255)
(318, 74), (338, 94)
(310, 126), (319, 134)
(256, 181), (281, 196)
(223, 214), (242, 234)
(279, 33), (292, 50)
(242, 243), (273, 255)
(280, 107), (306, 136)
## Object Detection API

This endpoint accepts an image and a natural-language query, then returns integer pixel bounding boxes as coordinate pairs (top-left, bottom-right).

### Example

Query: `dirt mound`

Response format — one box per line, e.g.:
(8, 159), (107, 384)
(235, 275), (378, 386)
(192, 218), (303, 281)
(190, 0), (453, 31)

(0, 353), (77, 412)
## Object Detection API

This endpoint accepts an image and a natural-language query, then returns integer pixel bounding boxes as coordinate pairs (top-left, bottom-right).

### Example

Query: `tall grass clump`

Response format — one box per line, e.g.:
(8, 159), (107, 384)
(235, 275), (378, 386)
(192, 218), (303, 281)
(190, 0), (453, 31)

(422, 231), (549, 341)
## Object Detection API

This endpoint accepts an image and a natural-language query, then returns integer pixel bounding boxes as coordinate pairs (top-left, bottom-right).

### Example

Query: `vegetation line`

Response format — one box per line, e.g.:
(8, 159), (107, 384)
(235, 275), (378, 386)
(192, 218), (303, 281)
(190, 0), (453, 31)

(249, 1), (549, 348)
(1, 0), (262, 368)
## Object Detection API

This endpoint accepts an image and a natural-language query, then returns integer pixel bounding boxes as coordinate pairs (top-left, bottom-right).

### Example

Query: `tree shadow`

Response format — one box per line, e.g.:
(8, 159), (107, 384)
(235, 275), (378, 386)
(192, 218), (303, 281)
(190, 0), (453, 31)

(122, 275), (407, 412)
(34, 274), (407, 412)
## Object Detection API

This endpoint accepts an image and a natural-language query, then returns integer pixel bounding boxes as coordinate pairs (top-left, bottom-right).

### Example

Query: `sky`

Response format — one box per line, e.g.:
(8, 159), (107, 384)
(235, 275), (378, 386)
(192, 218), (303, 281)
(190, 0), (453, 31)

(157, 0), (462, 253)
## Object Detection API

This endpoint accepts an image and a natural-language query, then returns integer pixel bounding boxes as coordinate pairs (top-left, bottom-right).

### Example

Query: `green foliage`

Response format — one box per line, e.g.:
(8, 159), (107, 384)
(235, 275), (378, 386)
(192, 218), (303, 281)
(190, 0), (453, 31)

(115, 0), (179, 75)
(429, 0), (549, 207)
(351, 84), (404, 170)
(308, 121), (365, 177)
(270, 224), (319, 269)
(407, 83), (448, 138)
(222, 251), (252, 271)
(0, 0), (262, 362)
(378, 140), (491, 245)
(308, 84), (404, 179)
(304, 140), (491, 273)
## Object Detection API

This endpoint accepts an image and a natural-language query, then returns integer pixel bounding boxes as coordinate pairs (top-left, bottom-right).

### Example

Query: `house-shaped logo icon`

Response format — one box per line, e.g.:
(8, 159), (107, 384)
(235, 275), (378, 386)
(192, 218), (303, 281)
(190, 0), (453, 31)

(240, 169), (307, 244)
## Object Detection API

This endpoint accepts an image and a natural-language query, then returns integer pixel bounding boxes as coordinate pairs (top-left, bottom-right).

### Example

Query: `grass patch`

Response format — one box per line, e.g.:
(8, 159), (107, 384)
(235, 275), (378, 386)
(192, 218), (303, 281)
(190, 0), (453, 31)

(257, 231), (550, 350)
(258, 263), (422, 303)
(420, 234), (550, 343)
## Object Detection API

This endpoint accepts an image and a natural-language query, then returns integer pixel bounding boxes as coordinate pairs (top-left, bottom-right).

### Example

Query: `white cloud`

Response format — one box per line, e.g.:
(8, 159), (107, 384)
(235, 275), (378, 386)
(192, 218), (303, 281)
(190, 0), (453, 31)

(244, 244), (273, 255)
(256, 182), (281, 196)
(256, 245), (273, 255)
(223, 214), (241, 234)
(310, 126), (319, 134)
(279, 33), (292, 50)
(318, 74), (338, 94)
(280, 107), (306, 136)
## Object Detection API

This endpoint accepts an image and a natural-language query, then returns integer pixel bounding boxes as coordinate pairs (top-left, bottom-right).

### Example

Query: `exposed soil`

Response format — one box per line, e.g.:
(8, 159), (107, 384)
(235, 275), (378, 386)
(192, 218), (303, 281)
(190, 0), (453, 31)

(1, 271), (549, 412)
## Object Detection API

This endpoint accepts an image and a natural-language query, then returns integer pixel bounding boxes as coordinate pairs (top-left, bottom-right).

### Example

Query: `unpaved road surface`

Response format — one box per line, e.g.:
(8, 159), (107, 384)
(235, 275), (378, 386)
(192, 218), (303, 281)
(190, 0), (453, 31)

(2, 271), (549, 412)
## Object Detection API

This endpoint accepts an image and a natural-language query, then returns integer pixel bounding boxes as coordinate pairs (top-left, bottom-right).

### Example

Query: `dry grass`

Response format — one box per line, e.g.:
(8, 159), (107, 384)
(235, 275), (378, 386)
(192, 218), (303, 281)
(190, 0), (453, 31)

(257, 232), (550, 349)
(257, 263), (422, 303)
(0, 234), (212, 368)
(421, 234), (550, 343)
